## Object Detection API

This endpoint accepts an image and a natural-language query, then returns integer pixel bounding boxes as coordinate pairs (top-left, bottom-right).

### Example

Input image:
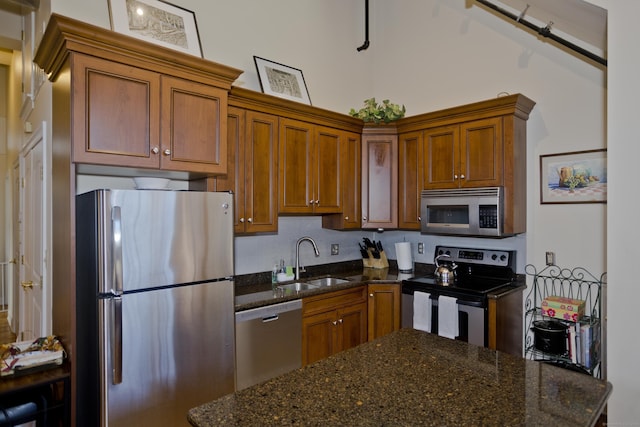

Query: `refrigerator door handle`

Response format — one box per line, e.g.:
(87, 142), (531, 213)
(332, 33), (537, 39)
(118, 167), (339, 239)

(112, 206), (123, 295)
(111, 295), (123, 384)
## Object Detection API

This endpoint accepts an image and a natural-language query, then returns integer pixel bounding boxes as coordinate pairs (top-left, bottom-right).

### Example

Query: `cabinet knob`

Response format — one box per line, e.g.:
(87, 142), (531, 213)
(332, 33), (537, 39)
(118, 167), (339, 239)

(239, 218), (245, 223)
(163, 149), (171, 156)
(151, 147), (159, 154)
(454, 174), (458, 179)
(338, 318), (343, 324)
(247, 218), (253, 223)
(363, 216), (367, 221)
(332, 320), (337, 326)
(344, 216), (349, 221)
(369, 293), (374, 297)
(460, 174), (465, 179)
(418, 216), (421, 221)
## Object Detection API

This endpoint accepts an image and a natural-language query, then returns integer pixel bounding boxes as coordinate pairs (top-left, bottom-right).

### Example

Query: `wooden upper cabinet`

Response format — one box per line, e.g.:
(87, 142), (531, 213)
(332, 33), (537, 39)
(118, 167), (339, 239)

(35, 14), (242, 176)
(398, 94), (535, 235)
(160, 76), (229, 174)
(460, 117), (504, 187)
(398, 131), (423, 230)
(423, 117), (503, 189)
(217, 107), (278, 234)
(72, 54), (161, 168)
(323, 131), (361, 230)
(279, 118), (342, 214)
(361, 125), (398, 229)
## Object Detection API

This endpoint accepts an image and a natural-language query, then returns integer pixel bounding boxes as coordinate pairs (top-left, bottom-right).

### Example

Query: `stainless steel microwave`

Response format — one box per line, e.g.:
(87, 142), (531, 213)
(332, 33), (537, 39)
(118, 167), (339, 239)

(420, 187), (505, 237)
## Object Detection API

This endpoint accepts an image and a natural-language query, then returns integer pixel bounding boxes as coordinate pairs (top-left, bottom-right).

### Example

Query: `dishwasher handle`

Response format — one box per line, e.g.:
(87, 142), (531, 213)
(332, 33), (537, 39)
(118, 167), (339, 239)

(236, 299), (303, 323)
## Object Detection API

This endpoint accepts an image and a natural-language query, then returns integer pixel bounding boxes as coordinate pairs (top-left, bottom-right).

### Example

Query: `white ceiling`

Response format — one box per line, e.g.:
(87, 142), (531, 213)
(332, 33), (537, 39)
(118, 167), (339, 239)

(482, 0), (607, 57)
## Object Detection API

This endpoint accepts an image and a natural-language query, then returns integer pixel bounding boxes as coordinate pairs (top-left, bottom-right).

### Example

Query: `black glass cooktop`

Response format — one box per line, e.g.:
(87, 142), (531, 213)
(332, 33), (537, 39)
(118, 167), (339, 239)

(405, 275), (513, 294)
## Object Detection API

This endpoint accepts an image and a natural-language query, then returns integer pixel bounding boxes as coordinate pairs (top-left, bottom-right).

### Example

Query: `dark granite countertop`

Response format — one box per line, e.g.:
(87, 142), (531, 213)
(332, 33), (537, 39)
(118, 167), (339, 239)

(234, 266), (407, 312)
(188, 328), (611, 426)
(234, 262), (525, 312)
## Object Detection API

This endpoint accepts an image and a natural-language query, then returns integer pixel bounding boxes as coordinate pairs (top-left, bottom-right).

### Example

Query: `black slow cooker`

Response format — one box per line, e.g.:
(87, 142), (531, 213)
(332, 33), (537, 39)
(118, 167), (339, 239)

(532, 319), (568, 355)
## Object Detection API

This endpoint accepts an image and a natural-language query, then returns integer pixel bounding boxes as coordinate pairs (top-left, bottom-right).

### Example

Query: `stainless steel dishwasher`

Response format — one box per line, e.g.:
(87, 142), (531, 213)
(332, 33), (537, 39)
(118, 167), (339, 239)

(235, 299), (302, 390)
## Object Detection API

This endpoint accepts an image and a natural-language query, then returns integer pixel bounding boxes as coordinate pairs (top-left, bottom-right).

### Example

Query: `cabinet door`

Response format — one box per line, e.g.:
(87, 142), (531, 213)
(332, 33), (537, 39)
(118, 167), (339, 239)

(337, 302), (367, 352)
(72, 54), (160, 168)
(398, 131), (423, 230)
(314, 126), (342, 213)
(367, 284), (401, 341)
(217, 107), (245, 233)
(160, 76), (228, 174)
(245, 111), (279, 233)
(279, 118), (314, 213)
(423, 125), (459, 189)
(322, 131), (361, 229)
(302, 310), (337, 366)
(460, 117), (504, 188)
(361, 127), (398, 229)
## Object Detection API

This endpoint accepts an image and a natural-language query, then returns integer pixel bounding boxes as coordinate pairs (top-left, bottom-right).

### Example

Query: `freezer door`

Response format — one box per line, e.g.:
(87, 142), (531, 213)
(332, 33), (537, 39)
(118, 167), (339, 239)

(100, 280), (235, 427)
(102, 190), (234, 292)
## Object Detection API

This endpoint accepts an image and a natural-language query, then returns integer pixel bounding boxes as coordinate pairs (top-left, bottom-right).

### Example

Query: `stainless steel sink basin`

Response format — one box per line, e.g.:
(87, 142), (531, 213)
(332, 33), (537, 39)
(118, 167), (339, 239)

(307, 277), (350, 287)
(277, 282), (320, 293)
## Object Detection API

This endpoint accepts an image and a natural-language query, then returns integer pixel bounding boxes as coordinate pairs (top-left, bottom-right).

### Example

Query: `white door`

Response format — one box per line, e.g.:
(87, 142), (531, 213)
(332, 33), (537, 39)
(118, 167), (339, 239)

(10, 159), (21, 337)
(19, 124), (48, 341)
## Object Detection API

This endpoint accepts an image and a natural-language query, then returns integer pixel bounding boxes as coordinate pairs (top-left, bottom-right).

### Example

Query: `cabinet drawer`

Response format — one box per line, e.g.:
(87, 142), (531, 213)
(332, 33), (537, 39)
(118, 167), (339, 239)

(302, 286), (366, 317)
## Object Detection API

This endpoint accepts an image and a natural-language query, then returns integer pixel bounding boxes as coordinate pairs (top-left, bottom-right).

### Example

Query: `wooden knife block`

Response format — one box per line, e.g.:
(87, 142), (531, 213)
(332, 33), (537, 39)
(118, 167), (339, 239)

(362, 249), (389, 269)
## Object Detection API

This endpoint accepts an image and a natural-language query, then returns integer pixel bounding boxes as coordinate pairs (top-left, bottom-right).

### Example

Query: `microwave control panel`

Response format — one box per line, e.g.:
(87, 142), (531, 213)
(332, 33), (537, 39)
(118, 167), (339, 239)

(478, 205), (498, 229)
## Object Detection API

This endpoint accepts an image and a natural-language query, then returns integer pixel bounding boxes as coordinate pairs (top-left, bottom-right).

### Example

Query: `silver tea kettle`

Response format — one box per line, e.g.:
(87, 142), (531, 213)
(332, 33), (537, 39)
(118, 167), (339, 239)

(434, 254), (458, 284)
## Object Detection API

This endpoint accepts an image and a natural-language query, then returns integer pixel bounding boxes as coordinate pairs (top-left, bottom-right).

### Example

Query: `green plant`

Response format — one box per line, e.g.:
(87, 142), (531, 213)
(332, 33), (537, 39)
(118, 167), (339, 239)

(349, 98), (406, 123)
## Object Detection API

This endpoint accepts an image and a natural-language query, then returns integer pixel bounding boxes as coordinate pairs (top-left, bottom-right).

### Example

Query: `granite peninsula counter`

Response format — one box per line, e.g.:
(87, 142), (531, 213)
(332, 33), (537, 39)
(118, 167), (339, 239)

(188, 328), (611, 426)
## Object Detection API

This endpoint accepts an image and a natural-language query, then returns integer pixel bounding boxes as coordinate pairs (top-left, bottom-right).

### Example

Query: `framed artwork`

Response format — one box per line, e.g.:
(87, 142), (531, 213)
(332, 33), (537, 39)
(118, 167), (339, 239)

(108, 0), (203, 57)
(254, 56), (311, 105)
(540, 149), (607, 204)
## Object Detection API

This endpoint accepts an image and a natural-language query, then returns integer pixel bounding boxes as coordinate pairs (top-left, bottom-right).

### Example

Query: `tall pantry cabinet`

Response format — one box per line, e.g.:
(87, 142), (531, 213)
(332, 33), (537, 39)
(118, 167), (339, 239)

(34, 14), (242, 425)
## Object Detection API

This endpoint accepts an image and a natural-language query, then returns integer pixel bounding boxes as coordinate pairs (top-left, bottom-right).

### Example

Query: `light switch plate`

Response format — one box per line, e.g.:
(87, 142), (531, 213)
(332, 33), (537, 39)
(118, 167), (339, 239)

(418, 242), (424, 254)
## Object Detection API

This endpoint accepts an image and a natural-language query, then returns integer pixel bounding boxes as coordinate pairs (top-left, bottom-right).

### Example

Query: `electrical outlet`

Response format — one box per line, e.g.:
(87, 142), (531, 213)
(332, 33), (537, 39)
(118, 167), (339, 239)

(418, 242), (424, 254)
(546, 251), (555, 266)
(331, 244), (339, 255)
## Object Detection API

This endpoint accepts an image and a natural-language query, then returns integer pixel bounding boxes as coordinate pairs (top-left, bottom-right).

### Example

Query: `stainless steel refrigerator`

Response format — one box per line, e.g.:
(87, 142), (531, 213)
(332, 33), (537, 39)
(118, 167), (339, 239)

(75, 189), (235, 426)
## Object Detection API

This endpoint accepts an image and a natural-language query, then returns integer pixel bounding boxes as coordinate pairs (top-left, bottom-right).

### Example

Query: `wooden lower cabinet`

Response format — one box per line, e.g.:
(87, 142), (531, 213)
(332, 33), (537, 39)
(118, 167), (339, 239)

(302, 286), (367, 366)
(367, 284), (401, 341)
(487, 287), (524, 357)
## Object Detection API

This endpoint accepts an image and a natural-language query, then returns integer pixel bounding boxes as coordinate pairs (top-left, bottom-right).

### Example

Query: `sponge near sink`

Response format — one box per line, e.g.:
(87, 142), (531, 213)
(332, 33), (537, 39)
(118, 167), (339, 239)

(277, 272), (295, 282)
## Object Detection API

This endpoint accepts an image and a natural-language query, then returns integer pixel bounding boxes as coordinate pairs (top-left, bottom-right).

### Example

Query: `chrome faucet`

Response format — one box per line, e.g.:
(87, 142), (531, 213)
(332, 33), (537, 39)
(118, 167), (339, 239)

(295, 236), (320, 279)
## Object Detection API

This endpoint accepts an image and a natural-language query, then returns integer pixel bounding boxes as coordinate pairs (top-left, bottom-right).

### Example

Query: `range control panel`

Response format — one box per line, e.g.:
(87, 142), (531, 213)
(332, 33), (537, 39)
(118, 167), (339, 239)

(435, 245), (514, 268)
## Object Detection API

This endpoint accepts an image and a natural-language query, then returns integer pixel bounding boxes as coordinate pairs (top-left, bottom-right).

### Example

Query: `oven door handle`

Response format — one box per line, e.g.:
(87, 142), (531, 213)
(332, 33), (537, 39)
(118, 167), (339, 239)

(455, 299), (485, 309)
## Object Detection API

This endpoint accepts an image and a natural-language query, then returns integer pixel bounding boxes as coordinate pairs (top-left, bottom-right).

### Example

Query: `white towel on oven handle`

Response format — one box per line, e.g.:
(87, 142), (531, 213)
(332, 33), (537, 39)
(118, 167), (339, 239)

(413, 291), (431, 332)
(438, 296), (459, 340)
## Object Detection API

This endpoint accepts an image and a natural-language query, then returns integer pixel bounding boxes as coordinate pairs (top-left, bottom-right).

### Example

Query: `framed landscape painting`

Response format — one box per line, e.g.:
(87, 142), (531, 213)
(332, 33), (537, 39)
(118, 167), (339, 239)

(109, 0), (203, 57)
(540, 149), (607, 204)
(254, 56), (311, 105)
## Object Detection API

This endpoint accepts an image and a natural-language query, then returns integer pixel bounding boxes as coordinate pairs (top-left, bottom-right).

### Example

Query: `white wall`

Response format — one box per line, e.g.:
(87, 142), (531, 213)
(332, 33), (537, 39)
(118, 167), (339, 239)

(585, 1), (640, 424)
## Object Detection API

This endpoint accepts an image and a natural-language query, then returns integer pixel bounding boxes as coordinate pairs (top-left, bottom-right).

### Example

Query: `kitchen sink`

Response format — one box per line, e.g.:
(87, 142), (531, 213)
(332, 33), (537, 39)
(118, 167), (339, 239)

(307, 277), (351, 287)
(277, 282), (320, 293)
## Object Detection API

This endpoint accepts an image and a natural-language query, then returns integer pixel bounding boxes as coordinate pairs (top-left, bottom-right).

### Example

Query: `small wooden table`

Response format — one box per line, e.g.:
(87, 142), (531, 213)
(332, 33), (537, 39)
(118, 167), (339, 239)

(0, 362), (70, 426)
